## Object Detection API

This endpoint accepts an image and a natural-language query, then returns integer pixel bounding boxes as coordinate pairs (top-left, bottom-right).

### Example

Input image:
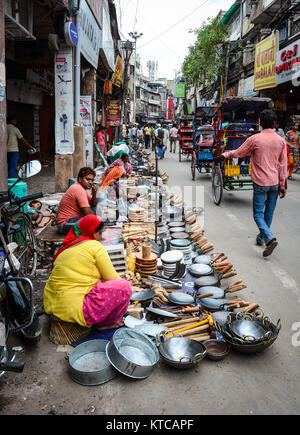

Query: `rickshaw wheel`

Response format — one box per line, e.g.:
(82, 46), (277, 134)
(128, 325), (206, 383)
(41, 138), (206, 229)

(212, 165), (223, 206)
(191, 155), (196, 180)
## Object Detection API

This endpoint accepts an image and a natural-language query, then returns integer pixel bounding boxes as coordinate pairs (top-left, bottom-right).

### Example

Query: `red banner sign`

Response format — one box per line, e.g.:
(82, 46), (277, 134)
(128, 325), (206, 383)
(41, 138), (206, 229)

(106, 100), (120, 126)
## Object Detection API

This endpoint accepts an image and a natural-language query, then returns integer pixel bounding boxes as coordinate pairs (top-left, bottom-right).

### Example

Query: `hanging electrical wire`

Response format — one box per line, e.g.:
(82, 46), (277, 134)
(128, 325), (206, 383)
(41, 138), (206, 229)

(138, 0), (211, 49)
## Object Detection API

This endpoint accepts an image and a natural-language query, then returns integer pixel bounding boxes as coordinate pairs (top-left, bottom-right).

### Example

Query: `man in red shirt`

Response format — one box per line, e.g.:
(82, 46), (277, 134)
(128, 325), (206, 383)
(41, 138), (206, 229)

(222, 110), (287, 258)
(57, 167), (99, 235)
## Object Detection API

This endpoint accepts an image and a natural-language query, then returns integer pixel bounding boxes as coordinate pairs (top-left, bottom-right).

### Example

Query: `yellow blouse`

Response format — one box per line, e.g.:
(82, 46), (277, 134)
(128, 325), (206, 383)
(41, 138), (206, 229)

(43, 241), (120, 327)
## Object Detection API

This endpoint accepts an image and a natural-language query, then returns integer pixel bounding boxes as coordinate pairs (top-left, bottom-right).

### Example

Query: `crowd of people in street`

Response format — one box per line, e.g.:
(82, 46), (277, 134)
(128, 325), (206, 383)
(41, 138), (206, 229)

(120, 122), (179, 159)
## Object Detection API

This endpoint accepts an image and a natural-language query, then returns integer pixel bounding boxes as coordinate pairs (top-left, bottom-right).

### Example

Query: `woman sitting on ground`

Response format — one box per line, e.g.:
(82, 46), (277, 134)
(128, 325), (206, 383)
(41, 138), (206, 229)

(103, 152), (132, 178)
(43, 215), (132, 330)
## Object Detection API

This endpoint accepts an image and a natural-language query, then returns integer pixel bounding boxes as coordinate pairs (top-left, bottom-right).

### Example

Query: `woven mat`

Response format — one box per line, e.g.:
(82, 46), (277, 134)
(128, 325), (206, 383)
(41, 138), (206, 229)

(49, 318), (91, 345)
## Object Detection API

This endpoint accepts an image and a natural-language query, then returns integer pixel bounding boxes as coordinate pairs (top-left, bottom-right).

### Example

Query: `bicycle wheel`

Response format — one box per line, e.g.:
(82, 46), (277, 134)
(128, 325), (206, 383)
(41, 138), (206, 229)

(8, 212), (38, 277)
(212, 165), (224, 206)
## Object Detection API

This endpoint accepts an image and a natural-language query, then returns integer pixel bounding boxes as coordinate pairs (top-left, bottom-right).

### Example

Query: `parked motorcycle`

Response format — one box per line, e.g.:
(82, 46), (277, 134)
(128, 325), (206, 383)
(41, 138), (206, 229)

(0, 161), (44, 376)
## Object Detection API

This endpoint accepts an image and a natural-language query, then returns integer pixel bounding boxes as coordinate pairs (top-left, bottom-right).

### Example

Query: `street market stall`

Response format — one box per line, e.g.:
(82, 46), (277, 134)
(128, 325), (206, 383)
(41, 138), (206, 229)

(39, 149), (281, 386)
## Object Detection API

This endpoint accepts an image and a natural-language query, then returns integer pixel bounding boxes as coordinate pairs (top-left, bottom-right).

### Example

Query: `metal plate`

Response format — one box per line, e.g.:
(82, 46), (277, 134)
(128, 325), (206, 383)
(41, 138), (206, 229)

(189, 263), (213, 278)
(168, 292), (195, 306)
(131, 290), (155, 303)
(171, 232), (190, 239)
(169, 227), (186, 233)
(197, 286), (226, 299)
(199, 297), (231, 312)
(146, 305), (179, 319)
(194, 255), (212, 265)
(194, 275), (219, 288)
(170, 239), (191, 248)
(168, 221), (185, 228)
(161, 250), (184, 264)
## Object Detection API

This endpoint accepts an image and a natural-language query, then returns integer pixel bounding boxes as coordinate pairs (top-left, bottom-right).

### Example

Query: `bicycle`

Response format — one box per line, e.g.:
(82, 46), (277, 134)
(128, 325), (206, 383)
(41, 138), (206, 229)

(0, 161), (43, 277)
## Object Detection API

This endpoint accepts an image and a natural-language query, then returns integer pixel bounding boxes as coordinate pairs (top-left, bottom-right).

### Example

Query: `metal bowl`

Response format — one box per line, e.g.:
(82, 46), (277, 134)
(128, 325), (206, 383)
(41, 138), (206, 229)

(159, 337), (207, 369)
(216, 315), (281, 354)
(69, 340), (116, 386)
(105, 329), (159, 379)
(203, 339), (230, 361)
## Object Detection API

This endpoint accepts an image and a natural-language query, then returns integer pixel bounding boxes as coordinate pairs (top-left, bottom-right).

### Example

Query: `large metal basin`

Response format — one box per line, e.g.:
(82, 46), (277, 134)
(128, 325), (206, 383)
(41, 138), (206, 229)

(105, 329), (159, 380)
(69, 340), (116, 386)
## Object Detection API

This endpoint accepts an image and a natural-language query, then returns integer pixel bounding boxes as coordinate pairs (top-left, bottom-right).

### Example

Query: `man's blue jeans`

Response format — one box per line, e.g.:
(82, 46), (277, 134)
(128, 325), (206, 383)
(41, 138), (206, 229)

(253, 182), (279, 245)
(7, 152), (19, 178)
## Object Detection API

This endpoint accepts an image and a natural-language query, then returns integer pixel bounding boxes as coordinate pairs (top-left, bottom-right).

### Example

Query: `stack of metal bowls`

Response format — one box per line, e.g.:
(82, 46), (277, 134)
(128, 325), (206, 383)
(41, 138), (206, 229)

(170, 239), (193, 266)
(160, 250), (184, 278)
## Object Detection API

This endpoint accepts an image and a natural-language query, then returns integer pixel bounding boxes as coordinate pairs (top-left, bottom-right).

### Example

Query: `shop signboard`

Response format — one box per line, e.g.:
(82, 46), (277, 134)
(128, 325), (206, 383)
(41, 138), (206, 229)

(87, 0), (103, 27)
(254, 33), (278, 91)
(101, 0), (115, 71)
(64, 21), (79, 47)
(276, 39), (300, 86)
(175, 84), (186, 98)
(80, 0), (102, 69)
(112, 55), (124, 88)
(238, 75), (259, 97)
(80, 95), (94, 167)
(55, 47), (74, 155)
(106, 100), (121, 127)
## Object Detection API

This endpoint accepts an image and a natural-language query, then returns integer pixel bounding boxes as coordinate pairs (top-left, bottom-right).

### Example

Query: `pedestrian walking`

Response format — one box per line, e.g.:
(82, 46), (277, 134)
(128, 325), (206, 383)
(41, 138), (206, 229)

(137, 125), (144, 145)
(155, 124), (165, 159)
(144, 124), (151, 149)
(222, 110), (287, 258)
(285, 123), (300, 179)
(131, 124), (137, 143)
(151, 126), (156, 151)
(273, 121), (285, 139)
(169, 124), (179, 153)
(163, 124), (169, 150)
(96, 125), (106, 156)
(7, 115), (35, 178)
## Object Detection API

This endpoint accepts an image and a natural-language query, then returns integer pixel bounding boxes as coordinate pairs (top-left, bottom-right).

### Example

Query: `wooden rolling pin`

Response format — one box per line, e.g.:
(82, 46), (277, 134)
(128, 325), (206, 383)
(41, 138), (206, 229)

(188, 334), (211, 342)
(178, 325), (210, 337)
(161, 317), (201, 328)
(242, 303), (260, 313)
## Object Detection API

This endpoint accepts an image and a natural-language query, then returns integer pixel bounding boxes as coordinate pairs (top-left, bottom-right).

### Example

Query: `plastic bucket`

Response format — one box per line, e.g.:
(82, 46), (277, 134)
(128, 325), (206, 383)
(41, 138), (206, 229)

(8, 179), (28, 212)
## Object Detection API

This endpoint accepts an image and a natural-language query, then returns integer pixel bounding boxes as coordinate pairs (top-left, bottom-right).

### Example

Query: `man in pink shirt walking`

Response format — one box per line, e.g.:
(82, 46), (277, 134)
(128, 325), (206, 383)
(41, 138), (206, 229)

(222, 110), (287, 258)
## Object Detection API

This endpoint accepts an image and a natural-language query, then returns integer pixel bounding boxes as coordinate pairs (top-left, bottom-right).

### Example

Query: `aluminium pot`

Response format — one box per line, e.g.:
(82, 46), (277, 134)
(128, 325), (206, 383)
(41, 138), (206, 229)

(105, 329), (159, 380)
(68, 340), (116, 386)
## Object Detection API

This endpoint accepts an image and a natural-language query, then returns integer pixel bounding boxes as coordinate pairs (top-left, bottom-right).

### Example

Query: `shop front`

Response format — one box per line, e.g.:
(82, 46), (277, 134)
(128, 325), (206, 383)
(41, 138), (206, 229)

(262, 37), (300, 129)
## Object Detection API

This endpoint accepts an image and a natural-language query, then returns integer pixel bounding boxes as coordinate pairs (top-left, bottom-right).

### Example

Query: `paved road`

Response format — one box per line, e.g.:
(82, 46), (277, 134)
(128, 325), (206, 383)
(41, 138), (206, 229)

(1, 153), (299, 416)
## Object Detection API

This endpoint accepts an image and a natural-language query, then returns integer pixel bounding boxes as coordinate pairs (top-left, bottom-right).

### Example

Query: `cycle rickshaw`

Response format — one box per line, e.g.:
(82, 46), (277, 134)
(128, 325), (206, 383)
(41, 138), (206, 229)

(178, 116), (194, 162)
(191, 106), (217, 180)
(212, 96), (273, 205)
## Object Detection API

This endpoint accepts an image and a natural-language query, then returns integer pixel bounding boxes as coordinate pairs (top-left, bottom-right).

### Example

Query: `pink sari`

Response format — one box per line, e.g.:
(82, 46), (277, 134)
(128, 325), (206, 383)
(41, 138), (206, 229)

(82, 279), (132, 326)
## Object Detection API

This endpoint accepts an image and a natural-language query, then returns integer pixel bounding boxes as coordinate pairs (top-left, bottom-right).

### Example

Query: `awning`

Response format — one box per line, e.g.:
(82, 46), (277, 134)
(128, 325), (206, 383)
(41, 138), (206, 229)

(5, 13), (36, 41)
(251, 0), (282, 25)
(220, 1), (240, 25)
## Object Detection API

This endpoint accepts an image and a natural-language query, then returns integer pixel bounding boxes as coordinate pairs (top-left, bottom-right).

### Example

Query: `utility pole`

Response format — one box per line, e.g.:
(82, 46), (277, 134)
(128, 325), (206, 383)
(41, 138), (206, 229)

(0, 0), (7, 189)
(120, 40), (134, 130)
(129, 31), (143, 124)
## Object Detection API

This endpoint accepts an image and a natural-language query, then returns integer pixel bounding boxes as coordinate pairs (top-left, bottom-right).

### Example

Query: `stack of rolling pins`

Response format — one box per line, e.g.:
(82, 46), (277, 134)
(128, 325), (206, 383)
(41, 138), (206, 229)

(159, 317), (213, 343)
(122, 222), (156, 242)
